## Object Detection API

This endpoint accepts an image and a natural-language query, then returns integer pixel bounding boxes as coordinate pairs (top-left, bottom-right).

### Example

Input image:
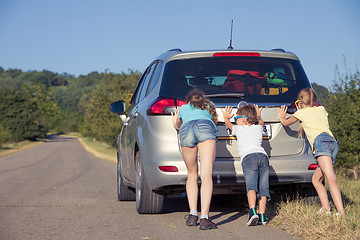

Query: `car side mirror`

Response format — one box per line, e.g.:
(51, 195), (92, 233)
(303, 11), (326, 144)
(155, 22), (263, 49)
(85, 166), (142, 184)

(109, 101), (129, 124)
(109, 100), (126, 114)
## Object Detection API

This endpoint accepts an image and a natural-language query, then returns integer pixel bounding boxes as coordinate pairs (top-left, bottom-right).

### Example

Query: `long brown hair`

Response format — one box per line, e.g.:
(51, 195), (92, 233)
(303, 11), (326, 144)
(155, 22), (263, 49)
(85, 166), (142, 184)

(297, 88), (318, 138)
(185, 89), (218, 123)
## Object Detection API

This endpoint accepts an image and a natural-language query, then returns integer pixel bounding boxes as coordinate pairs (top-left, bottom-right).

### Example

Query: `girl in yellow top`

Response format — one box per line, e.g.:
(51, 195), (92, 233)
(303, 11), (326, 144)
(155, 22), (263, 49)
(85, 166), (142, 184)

(278, 88), (345, 216)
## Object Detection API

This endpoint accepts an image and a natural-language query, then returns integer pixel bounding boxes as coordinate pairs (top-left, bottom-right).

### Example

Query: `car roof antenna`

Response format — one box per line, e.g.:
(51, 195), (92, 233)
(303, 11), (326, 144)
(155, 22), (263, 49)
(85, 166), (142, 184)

(228, 20), (234, 50)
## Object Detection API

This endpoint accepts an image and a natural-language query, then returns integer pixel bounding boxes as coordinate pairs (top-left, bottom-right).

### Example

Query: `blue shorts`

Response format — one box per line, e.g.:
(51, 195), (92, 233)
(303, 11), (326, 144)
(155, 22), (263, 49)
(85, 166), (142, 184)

(313, 132), (339, 164)
(241, 153), (270, 199)
(179, 119), (217, 147)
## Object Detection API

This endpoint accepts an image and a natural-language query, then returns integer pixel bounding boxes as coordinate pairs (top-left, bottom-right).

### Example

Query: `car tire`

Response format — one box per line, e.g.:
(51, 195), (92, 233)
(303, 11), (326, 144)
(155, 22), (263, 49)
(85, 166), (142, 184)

(135, 151), (164, 214)
(117, 154), (136, 201)
(298, 185), (320, 204)
(286, 183), (320, 204)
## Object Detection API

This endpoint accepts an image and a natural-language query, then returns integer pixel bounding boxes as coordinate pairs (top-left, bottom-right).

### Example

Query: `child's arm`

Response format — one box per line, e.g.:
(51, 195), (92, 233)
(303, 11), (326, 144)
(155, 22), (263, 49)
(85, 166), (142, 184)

(254, 105), (264, 126)
(221, 106), (235, 130)
(278, 105), (298, 126)
(171, 108), (182, 130)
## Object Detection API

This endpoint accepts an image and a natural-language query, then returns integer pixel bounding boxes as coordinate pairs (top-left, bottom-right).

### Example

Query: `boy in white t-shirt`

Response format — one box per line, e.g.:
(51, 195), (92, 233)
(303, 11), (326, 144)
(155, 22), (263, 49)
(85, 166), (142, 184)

(222, 105), (270, 226)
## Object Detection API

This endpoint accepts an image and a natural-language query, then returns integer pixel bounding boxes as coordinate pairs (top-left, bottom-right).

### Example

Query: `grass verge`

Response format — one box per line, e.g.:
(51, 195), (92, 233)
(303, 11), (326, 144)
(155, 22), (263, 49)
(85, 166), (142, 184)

(0, 140), (45, 158)
(66, 133), (117, 163)
(270, 172), (360, 239)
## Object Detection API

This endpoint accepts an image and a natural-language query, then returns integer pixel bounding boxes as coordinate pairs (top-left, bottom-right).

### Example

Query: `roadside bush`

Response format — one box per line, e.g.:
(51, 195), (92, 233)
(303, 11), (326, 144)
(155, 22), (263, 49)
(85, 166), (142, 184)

(0, 88), (46, 141)
(0, 124), (12, 147)
(80, 70), (140, 147)
(324, 68), (360, 179)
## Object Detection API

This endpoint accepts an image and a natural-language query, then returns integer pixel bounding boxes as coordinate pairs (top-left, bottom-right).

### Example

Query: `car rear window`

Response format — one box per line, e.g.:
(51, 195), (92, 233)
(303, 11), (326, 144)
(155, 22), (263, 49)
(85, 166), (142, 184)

(159, 56), (311, 104)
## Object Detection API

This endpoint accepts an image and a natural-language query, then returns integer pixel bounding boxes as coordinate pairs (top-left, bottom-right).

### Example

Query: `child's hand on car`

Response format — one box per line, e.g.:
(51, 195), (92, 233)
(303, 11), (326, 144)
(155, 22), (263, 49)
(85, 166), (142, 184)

(254, 104), (262, 117)
(278, 105), (288, 120)
(222, 106), (234, 120)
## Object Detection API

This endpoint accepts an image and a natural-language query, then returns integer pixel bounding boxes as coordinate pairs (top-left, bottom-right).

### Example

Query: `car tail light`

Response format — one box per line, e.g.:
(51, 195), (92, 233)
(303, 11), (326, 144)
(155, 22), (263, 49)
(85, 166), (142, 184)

(213, 52), (261, 57)
(158, 166), (179, 172)
(147, 98), (186, 115)
(286, 102), (298, 114)
(308, 164), (318, 170)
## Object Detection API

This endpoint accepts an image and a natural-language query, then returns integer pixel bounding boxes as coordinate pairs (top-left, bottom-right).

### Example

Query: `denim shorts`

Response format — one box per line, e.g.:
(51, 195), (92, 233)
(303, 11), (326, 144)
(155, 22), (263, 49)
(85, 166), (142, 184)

(241, 153), (270, 199)
(313, 132), (339, 164)
(179, 119), (217, 147)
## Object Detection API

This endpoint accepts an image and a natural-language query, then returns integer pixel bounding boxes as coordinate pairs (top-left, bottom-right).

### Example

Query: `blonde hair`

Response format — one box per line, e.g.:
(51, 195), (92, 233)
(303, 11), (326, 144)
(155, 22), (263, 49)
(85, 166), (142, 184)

(297, 88), (318, 138)
(185, 89), (218, 123)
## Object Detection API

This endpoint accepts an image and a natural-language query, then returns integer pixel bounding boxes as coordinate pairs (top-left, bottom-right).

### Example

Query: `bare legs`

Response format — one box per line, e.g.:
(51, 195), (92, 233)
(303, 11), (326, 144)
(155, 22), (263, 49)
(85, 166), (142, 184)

(182, 139), (216, 216)
(312, 156), (345, 215)
(182, 145), (199, 212)
(247, 190), (267, 214)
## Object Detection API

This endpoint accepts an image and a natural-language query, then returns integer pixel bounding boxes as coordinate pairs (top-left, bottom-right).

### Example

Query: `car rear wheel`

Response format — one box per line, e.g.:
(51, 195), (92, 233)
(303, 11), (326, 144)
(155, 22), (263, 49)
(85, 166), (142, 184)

(298, 184), (320, 204)
(117, 155), (136, 201)
(135, 151), (164, 214)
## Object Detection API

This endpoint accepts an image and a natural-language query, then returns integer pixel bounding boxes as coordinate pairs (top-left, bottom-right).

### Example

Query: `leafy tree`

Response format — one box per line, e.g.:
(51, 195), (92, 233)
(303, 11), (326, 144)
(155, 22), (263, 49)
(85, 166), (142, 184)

(80, 70), (141, 146)
(324, 68), (360, 179)
(52, 71), (101, 112)
(312, 82), (330, 103)
(21, 84), (62, 131)
(0, 88), (45, 141)
(0, 124), (11, 147)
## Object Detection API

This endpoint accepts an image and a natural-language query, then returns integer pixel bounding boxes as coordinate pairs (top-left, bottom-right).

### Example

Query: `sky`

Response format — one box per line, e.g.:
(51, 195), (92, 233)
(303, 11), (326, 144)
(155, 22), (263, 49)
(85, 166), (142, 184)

(0, 0), (359, 88)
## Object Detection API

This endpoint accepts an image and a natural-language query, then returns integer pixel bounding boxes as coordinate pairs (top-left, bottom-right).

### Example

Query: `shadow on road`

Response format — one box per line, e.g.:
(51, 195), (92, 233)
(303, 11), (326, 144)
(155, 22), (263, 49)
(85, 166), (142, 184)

(45, 134), (77, 142)
(162, 194), (248, 226)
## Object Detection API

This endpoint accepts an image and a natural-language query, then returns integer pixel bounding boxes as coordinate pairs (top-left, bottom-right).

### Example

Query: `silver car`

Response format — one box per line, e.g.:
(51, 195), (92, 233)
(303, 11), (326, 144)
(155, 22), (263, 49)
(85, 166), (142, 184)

(110, 48), (318, 214)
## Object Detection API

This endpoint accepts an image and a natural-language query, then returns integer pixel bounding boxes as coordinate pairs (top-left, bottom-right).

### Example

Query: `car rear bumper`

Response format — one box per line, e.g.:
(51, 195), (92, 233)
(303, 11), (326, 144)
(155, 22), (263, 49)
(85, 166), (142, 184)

(148, 153), (316, 193)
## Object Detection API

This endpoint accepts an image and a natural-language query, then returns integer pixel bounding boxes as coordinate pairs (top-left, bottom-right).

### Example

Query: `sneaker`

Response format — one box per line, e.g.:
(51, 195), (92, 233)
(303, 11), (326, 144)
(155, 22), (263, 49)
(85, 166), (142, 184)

(246, 208), (259, 226)
(185, 214), (198, 226)
(317, 208), (331, 215)
(199, 218), (217, 230)
(257, 213), (269, 225)
(334, 212), (345, 217)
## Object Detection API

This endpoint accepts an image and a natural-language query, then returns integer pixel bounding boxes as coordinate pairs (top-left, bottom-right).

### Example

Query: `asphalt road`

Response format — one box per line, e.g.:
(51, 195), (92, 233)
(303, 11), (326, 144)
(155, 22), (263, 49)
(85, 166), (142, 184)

(0, 135), (297, 240)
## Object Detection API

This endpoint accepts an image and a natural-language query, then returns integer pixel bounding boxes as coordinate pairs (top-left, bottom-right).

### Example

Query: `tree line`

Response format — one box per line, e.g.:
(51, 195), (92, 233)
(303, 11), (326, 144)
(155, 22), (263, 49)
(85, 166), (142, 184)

(0, 66), (140, 147)
(0, 66), (358, 178)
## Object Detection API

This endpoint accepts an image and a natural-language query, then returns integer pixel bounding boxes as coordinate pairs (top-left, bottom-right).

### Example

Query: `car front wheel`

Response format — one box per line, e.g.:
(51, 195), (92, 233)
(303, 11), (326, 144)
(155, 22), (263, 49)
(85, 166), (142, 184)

(117, 154), (136, 201)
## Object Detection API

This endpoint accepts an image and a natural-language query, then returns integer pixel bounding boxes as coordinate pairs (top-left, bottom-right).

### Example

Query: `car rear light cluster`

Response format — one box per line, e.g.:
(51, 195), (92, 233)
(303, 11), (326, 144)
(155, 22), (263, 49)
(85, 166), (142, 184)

(286, 102), (297, 114)
(147, 98), (186, 115)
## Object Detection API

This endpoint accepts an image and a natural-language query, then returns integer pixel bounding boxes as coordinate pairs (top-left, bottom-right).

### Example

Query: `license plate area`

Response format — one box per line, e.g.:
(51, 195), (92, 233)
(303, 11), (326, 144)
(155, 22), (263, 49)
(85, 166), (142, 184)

(217, 124), (272, 140)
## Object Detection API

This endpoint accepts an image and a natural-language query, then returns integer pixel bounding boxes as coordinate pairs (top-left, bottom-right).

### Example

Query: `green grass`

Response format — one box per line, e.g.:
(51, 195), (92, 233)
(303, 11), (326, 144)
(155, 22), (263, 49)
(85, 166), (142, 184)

(0, 140), (44, 157)
(270, 172), (360, 240)
(66, 133), (117, 163)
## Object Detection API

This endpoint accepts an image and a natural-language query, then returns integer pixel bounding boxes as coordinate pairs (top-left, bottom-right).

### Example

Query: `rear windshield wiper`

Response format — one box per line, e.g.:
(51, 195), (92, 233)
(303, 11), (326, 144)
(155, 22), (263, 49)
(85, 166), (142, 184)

(205, 93), (245, 98)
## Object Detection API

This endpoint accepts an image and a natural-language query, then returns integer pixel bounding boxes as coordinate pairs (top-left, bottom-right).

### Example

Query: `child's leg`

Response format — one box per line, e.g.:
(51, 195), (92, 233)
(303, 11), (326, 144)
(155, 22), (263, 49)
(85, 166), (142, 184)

(312, 166), (331, 212)
(242, 154), (259, 209)
(258, 154), (270, 214)
(247, 190), (257, 208)
(182, 146), (199, 213)
(258, 196), (267, 213)
(198, 139), (216, 217)
(317, 155), (345, 215)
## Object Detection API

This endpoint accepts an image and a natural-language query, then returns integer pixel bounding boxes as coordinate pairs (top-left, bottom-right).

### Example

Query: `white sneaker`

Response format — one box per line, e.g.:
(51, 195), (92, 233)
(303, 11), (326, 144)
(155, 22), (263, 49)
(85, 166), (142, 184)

(317, 208), (331, 215)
